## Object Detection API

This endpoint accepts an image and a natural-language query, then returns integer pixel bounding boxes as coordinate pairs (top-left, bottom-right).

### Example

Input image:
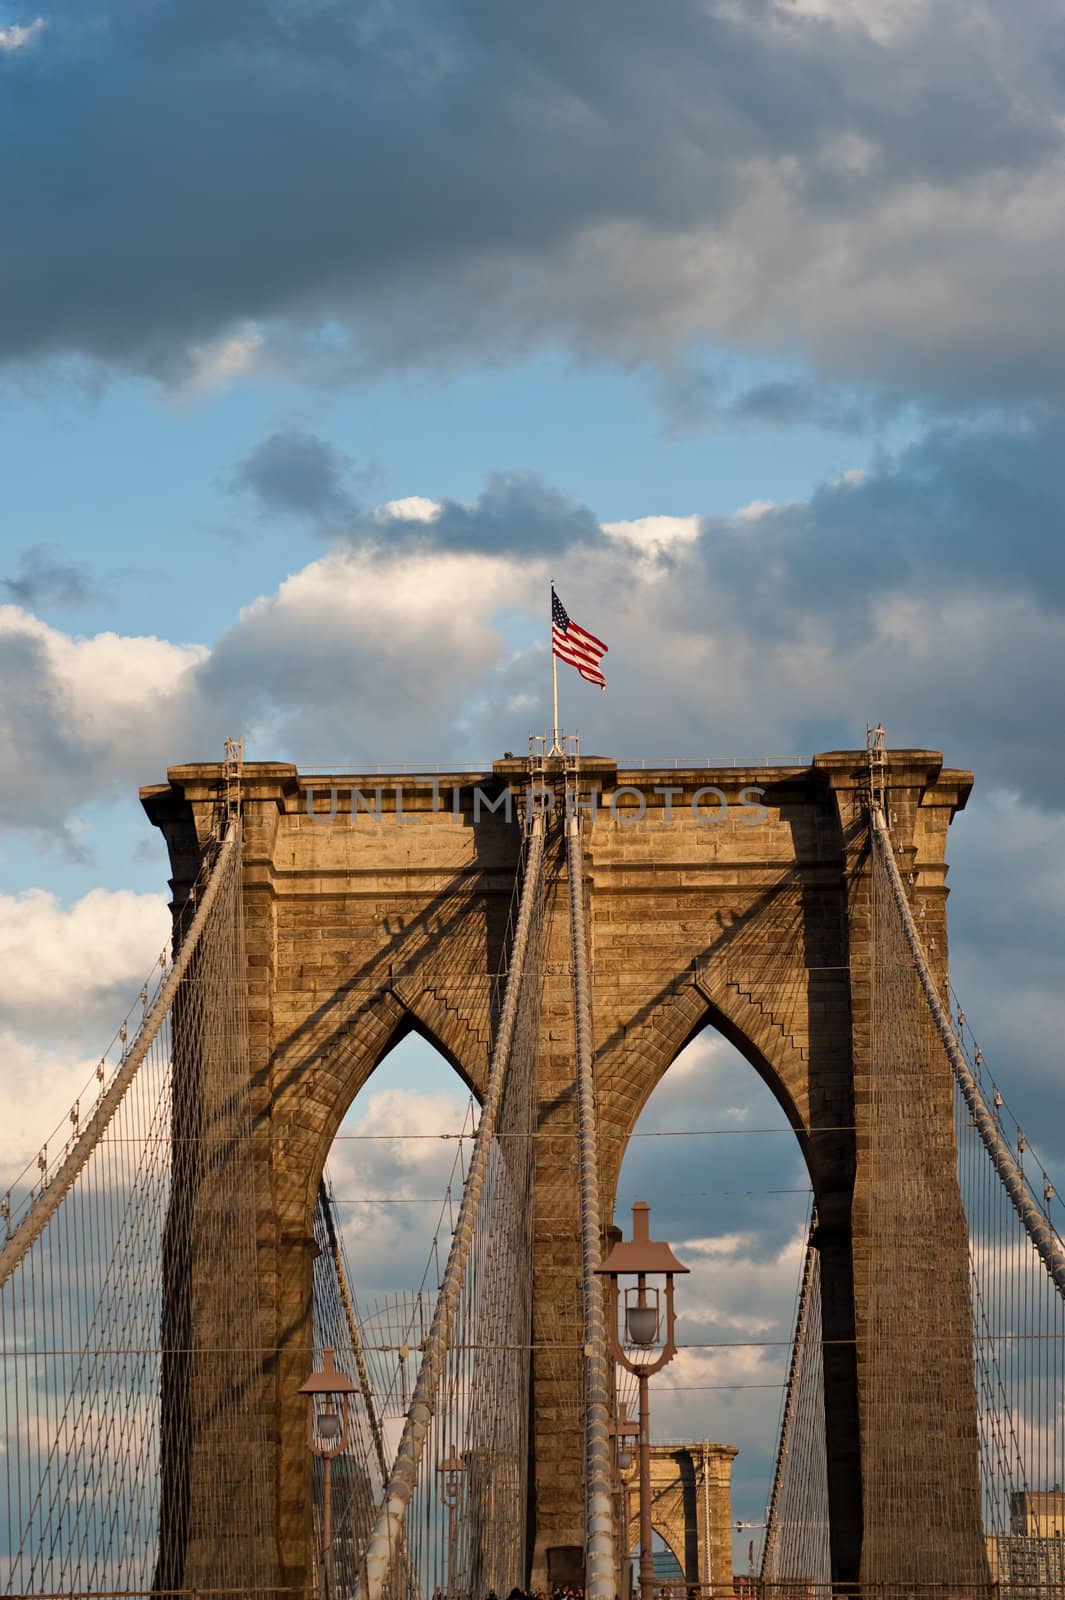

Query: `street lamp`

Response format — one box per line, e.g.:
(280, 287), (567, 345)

(437, 1454), (466, 1596)
(610, 1402), (640, 1597)
(300, 1347), (357, 1600)
(597, 1202), (689, 1600)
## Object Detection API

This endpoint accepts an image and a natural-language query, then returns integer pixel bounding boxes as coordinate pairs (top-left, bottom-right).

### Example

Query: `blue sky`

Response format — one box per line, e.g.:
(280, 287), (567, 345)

(0, 350), (918, 646)
(4, 0), (1065, 1568)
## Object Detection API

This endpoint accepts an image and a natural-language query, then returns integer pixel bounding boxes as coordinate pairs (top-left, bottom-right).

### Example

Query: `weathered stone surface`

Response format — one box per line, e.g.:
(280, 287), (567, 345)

(143, 749), (979, 1588)
(620, 1443), (737, 1597)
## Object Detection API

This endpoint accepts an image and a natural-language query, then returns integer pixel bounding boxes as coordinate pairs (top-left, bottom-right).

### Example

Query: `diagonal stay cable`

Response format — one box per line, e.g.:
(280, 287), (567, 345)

(869, 802), (1065, 1299)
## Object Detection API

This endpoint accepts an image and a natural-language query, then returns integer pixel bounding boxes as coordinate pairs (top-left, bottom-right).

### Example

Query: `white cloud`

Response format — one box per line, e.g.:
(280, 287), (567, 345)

(6, 478), (1065, 841)
(601, 515), (702, 555)
(0, 16), (43, 52)
(771, 0), (928, 42)
(0, 603), (214, 834)
(327, 1083), (477, 1301)
(206, 543), (534, 759)
(374, 496), (441, 524)
(0, 1031), (97, 1186)
(0, 885), (169, 1038)
(180, 324), (264, 394)
(0, 885), (170, 1188)
(734, 498), (779, 521)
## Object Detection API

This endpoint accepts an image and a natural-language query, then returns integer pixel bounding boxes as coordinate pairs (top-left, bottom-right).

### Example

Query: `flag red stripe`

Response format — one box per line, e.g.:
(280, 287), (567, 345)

(552, 624), (605, 665)
(553, 633), (602, 671)
(551, 597), (608, 688)
(554, 644), (605, 682)
(554, 644), (606, 685)
(564, 619), (608, 654)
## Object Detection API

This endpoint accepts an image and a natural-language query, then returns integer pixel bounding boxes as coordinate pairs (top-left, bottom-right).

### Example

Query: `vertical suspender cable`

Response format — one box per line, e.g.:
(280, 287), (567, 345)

(319, 1181), (391, 1486)
(869, 802), (1065, 1297)
(566, 808), (617, 1600)
(700, 1440), (713, 1597)
(761, 1216), (816, 1581)
(356, 811), (546, 1600)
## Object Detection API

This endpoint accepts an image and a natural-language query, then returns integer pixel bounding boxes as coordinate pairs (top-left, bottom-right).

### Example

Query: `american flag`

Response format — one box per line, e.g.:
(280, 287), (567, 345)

(552, 586), (608, 689)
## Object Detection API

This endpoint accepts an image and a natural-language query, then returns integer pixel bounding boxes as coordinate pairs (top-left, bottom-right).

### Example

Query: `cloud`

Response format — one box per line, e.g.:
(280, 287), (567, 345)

(0, 16), (43, 52)
(654, 365), (875, 435)
(601, 515), (702, 558)
(3, 0), (1065, 407)
(356, 471), (601, 557)
(326, 1083), (477, 1302)
(0, 604), (213, 838)
(183, 323), (264, 393)
(0, 544), (103, 608)
(702, 410), (1065, 628)
(616, 1032), (810, 1245)
(199, 541), (526, 758)
(5, 409), (1065, 837)
(0, 885), (169, 1041)
(771, 0), (931, 44)
(374, 497), (440, 526)
(0, 1032), (98, 1185)
(3, 409), (1064, 1547)
(229, 427), (364, 527)
(937, 794), (1065, 1176)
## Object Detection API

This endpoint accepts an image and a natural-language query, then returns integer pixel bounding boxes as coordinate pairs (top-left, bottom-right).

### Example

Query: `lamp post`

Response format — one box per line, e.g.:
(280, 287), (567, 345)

(438, 1454), (465, 1596)
(300, 1347), (357, 1600)
(610, 1402), (640, 1597)
(597, 1202), (689, 1600)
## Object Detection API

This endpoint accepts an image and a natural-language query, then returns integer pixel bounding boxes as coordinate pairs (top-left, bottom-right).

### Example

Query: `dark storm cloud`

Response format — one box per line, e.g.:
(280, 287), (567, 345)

(229, 429), (363, 526)
(696, 411), (1065, 632)
(0, 544), (102, 607)
(2, 0), (1064, 401)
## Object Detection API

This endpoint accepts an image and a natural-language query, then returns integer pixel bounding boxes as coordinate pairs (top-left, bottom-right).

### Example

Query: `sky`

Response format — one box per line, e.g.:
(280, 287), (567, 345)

(4, 0), (1065, 1573)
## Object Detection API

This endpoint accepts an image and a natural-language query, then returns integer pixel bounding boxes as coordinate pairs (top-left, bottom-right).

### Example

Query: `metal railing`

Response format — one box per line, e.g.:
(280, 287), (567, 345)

(296, 756), (810, 777)
(8, 1583), (1065, 1600)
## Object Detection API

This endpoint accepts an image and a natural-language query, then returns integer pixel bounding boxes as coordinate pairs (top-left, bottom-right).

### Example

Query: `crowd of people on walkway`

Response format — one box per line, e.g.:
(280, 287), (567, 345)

(461, 1583), (703, 1600)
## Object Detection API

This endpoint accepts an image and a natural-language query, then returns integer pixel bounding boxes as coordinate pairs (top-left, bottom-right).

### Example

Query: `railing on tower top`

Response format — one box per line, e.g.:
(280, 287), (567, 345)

(296, 754), (809, 775)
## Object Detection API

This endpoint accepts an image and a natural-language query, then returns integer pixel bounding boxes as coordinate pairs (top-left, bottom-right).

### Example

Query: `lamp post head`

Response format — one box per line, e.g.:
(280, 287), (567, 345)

(597, 1201), (690, 1279)
(299, 1347), (357, 1398)
(596, 1202), (688, 1377)
(610, 1403), (640, 1473)
(438, 1454), (465, 1507)
(300, 1348), (356, 1458)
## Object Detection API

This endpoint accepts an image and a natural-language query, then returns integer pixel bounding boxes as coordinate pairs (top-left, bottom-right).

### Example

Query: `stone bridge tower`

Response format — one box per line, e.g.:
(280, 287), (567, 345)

(620, 1442), (738, 1596)
(143, 747), (981, 1589)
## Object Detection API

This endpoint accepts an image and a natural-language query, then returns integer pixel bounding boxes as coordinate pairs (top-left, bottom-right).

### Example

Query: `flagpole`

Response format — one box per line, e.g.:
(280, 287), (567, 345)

(550, 581), (561, 754)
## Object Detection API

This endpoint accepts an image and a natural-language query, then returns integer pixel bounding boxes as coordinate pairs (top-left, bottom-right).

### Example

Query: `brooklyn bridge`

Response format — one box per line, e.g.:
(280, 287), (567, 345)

(3, 734), (1064, 1597)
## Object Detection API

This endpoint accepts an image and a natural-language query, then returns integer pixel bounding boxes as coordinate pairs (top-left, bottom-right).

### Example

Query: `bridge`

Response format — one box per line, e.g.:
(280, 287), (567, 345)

(3, 734), (1065, 1596)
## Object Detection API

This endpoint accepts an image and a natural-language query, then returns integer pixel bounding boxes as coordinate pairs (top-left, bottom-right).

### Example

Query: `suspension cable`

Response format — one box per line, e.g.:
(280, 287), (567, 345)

(869, 800), (1065, 1297)
(566, 798), (617, 1600)
(0, 821), (239, 1291)
(760, 1208), (817, 1579)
